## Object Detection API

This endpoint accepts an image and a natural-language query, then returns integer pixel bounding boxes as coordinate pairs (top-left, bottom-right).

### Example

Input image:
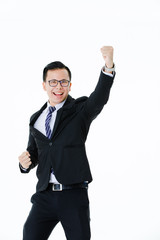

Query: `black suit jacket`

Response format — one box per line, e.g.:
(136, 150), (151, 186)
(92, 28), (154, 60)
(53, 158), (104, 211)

(20, 71), (115, 192)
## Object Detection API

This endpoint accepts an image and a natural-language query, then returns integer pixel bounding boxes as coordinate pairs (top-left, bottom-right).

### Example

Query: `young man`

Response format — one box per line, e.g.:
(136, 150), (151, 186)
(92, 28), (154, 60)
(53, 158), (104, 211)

(19, 46), (115, 240)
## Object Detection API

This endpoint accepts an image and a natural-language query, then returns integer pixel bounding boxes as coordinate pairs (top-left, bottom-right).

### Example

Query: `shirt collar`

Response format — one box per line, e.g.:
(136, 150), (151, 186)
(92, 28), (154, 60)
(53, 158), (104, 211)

(47, 100), (66, 112)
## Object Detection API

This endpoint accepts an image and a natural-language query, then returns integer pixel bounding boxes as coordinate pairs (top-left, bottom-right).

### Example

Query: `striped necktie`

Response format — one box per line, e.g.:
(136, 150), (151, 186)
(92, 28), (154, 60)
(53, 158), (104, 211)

(45, 106), (56, 139)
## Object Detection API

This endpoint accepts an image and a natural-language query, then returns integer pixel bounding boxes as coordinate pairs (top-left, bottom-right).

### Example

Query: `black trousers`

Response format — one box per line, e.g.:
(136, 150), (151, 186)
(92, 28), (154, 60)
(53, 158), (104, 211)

(23, 187), (91, 240)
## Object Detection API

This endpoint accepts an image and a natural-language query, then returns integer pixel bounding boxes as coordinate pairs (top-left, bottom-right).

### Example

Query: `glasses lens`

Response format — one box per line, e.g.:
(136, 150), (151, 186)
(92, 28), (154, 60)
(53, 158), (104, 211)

(61, 80), (69, 87)
(49, 80), (57, 87)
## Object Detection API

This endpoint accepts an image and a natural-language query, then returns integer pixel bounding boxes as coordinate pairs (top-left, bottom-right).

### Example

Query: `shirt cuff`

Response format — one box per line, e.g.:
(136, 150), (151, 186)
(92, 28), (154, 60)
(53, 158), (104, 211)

(20, 164), (28, 171)
(102, 67), (114, 77)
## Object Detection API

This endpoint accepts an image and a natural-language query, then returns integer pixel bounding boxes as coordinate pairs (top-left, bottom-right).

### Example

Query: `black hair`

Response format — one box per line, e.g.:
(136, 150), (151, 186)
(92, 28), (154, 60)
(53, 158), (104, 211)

(43, 61), (72, 82)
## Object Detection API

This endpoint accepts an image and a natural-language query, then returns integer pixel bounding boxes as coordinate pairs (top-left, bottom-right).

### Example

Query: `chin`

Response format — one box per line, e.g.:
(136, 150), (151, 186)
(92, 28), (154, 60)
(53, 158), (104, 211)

(50, 98), (64, 105)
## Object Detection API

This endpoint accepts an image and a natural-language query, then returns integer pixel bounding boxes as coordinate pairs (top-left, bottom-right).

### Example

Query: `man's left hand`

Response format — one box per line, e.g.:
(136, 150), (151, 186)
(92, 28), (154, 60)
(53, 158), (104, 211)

(101, 46), (114, 71)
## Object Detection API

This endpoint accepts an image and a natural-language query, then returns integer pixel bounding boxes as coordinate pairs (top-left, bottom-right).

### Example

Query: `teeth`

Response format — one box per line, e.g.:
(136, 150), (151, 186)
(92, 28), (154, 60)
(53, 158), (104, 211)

(54, 92), (63, 95)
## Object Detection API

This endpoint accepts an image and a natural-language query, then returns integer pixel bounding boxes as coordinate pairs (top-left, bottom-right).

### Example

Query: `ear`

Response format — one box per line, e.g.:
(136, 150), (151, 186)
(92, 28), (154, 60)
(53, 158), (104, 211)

(69, 82), (72, 92)
(42, 82), (46, 91)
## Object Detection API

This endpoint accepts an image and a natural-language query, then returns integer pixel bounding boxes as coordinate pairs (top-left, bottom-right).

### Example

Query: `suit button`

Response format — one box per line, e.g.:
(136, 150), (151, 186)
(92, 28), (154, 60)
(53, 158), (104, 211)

(49, 142), (52, 146)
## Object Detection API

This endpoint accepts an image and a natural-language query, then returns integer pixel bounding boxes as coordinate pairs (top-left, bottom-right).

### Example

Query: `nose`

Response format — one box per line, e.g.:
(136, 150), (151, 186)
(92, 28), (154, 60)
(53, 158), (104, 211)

(56, 82), (62, 89)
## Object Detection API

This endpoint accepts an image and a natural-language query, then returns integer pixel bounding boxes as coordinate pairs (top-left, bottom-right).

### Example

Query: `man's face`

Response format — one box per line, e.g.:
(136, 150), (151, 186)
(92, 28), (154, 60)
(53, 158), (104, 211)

(43, 68), (72, 106)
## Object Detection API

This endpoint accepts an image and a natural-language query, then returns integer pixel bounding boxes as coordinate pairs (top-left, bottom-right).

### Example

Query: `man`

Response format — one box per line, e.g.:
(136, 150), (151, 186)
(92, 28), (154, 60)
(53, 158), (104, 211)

(19, 46), (115, 240)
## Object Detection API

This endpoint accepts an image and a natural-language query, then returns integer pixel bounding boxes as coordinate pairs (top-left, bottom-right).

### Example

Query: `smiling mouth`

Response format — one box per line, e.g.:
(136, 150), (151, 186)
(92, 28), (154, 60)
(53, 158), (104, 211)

(53, 92), (63, 96)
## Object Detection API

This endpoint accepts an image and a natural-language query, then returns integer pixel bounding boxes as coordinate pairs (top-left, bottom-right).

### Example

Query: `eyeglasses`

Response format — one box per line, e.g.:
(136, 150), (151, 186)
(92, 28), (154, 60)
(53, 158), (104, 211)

(48, 79), (71, 87)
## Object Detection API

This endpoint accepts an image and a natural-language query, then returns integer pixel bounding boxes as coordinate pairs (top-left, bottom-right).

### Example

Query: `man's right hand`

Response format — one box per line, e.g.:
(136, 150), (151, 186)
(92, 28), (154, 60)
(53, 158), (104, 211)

(18, 151), (32, 169)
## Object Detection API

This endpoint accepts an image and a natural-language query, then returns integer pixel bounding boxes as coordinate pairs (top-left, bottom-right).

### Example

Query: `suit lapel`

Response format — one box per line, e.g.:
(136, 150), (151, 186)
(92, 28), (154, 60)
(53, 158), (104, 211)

(30, 102), (47, 126)
(51, 107), (63, 138)
(51, 95), (75, 139)
(29, 102), (48, 140)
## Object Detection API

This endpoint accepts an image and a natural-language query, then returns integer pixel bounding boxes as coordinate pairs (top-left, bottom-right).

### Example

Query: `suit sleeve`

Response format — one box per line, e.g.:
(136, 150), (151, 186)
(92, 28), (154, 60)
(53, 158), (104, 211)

(84, 70), (115, 121)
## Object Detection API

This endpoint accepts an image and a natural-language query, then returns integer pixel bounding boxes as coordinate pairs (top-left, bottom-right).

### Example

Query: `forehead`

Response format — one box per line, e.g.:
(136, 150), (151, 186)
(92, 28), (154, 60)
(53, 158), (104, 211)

(46, 69), (69, 80)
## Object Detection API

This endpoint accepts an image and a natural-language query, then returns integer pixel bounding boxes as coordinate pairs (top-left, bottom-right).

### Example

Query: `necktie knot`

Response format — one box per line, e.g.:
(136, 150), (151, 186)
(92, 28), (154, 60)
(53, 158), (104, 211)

(49, 106), (56, 114)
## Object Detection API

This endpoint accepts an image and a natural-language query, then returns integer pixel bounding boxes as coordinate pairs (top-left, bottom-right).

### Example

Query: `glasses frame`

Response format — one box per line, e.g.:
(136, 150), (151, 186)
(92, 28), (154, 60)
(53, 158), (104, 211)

(48, 79), (71, 87)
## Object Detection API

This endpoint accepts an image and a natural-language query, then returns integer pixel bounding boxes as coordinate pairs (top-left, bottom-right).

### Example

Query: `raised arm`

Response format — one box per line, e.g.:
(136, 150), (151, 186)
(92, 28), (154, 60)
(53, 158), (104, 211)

(84, 46), (115, 120)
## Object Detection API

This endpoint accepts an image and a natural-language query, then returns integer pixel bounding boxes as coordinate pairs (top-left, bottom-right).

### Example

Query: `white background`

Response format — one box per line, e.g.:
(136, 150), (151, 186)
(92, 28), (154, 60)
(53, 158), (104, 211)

(0, 0), (160, 239)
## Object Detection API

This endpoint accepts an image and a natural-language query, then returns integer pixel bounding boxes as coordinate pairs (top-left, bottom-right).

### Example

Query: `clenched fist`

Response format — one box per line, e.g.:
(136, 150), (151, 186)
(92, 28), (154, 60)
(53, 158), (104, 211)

(101, 46), (114, 70)
(18, 151), (32, 169)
